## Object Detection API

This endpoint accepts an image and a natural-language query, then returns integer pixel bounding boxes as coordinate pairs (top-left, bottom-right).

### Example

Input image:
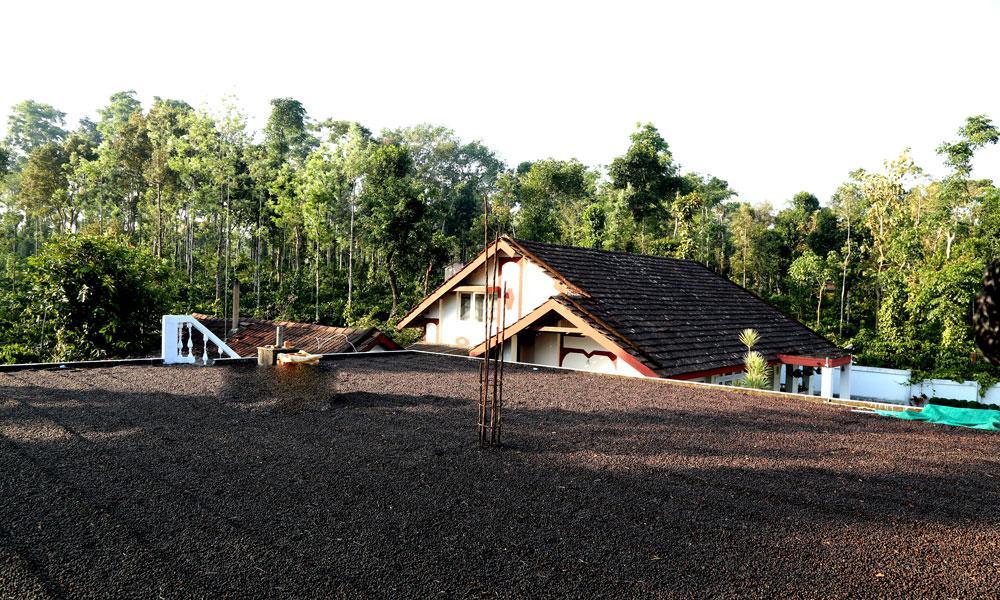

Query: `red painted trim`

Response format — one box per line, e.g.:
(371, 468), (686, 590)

(517, 258), (524, 319)
(617, 354), (660, 378)
(777, 354), (852, 368)
(560, 346), (617, 365)
(678, 356), (851, 382)
(360, 333), (402, 352)
(671, 358), (789, 381)
(468, 298), (661, 379)
(671, 364), (746, 380)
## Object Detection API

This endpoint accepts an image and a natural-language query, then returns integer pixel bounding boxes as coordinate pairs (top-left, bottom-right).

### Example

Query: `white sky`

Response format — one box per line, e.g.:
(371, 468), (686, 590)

(3, 0), (999, 206)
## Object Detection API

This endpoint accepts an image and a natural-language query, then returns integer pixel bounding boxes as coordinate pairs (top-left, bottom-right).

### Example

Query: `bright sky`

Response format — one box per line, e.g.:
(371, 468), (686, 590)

(3, 0), (999, 206)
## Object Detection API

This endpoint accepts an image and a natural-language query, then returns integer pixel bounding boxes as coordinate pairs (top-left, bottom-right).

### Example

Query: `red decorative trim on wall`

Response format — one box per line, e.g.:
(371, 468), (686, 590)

(364, 334), (403, 351)
(776, 354), (852, 368)
(517, 258), (524, 318)
(672, 358), (788, 381)
(560, 347), (617, 366)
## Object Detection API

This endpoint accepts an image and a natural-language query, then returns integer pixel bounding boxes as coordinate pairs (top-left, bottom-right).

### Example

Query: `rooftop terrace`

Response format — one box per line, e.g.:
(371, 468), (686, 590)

(1, 353), (997, 597)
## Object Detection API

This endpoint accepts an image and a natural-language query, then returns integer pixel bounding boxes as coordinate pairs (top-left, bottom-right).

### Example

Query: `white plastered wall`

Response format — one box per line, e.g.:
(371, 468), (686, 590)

(560, 335), (644, 377)
(429, 257), (558, 348)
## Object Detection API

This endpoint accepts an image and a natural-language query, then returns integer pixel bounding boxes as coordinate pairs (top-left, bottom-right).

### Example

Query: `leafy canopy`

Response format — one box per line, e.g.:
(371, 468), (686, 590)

(28, 235), (176, 361)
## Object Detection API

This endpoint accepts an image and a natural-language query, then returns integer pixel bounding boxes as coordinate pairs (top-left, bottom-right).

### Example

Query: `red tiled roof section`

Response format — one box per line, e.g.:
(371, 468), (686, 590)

(191, 314), (400, 358)
(512, 238), (846, 378)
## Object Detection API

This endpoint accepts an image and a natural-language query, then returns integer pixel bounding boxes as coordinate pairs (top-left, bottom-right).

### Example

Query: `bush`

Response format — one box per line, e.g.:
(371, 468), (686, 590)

(0, 343), (39, 364)
(27, 234), (176, 361)
(737, 328), (771, 389)
(926, 397), (1000, 412)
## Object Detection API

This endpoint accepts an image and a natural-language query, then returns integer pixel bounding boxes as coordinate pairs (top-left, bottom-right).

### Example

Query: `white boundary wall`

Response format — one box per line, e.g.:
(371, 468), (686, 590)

(851, 364), (1000, 406)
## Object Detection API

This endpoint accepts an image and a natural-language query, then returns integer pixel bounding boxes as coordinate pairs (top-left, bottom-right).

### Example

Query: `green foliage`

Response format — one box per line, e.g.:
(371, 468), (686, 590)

(937, 114), (998, 178)
(3, 100), (67, 162)
(514, 159), (596, 243)
(738, 328), (760, 349)
(737, 328), (770, 389)
(358, 143), (428, 319)
(264, 98), (317, 165)
(27, 235), (176, 361)
(608, 123), (682, 226)
(927, 397), (999, 412)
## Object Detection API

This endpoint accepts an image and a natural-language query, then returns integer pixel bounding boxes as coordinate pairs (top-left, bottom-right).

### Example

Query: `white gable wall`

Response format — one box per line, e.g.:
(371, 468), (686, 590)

(561, 334), (644, 377)
(427, 258), (559, 348)
(521, 260), (560, 316)
(418, 254), (644, 378)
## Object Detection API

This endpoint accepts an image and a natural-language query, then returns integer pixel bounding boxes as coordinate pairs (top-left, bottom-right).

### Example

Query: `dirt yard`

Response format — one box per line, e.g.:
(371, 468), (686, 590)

(1, 352), (997, 598)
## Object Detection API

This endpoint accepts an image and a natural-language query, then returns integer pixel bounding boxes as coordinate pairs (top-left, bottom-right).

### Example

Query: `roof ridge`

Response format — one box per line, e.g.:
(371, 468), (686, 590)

(512, 237), (703, 266)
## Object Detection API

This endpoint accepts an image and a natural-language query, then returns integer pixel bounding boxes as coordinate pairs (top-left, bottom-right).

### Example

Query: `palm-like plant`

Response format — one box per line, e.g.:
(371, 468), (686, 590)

(738, 328), (771, 389)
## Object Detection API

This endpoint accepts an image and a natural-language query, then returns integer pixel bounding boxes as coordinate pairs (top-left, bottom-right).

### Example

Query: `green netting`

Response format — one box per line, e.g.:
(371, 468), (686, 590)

(875, 404), (1000, 431)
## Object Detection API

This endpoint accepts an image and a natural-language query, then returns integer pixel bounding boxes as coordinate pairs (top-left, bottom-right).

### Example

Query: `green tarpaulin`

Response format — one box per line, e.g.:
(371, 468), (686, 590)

(875, 404), (1000, 431)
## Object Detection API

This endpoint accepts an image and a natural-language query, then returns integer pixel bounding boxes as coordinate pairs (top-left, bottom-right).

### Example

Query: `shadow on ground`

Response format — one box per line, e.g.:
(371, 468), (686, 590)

(0, 354), (997, 598)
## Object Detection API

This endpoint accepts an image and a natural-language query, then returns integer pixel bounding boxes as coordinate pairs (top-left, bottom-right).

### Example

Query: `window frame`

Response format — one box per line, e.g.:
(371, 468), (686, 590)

(458, 291), (488, 323)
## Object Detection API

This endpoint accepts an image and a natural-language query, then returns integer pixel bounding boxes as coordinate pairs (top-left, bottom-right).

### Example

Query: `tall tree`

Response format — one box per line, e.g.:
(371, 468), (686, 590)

(358, 143), (427, 319)
(263, 98), (317, 166)
(3, 100), (68, 164)
(608, 123), (683, 248)
(514, 159), (596, 244)
(18, 143), (69, 238)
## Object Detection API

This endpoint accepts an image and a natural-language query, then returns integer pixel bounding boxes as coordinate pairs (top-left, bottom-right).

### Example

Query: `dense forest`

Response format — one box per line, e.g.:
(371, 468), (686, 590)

(0, 92), (997, 387)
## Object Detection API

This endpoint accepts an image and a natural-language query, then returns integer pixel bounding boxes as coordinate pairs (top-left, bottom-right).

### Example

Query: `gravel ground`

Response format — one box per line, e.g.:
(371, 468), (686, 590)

(1, 352), (998, 599)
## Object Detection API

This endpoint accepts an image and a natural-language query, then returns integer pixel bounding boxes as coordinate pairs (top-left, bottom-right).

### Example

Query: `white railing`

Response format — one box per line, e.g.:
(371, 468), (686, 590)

(161, 315), (240, 365)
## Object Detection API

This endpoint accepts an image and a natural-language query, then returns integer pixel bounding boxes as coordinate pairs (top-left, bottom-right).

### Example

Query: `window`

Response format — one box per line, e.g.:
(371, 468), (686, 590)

(459, 292), (486, 322)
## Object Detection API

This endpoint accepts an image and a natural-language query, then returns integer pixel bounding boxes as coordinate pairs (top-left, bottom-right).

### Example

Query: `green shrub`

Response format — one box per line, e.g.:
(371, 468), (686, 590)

(27, 234), (177, 361)
(926, 397), (1000, 412)
(738, 328), (771, 389)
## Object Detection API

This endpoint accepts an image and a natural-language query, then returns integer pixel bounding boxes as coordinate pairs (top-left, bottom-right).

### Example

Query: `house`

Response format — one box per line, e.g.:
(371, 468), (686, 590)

(191, 313), (400, 356)
(398, 237), (852, 399)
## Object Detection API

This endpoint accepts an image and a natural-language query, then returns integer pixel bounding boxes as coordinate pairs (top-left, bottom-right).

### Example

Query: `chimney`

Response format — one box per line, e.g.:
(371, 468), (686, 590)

(231, 279), (241, 333)
(275, 325), (285, 349)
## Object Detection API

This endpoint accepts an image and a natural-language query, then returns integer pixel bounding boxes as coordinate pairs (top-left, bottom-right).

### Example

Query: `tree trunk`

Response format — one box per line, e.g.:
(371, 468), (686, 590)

(315, 237), (320, 323)
(223, 185), (231, 339)
(215, 213), (223, 306)
(388, 266), (399, 320)
(255, 192), (262, 316)
(155, 183), (163, 258)
(816, 284), (823, 328)
(839, 217), (851, 337)
(347, 201), (355, 316)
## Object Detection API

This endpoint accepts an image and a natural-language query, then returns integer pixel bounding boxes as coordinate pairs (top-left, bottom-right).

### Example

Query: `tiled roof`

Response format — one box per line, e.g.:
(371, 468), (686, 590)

(192, 314), (399, 358)
(513, 238), (845, 377)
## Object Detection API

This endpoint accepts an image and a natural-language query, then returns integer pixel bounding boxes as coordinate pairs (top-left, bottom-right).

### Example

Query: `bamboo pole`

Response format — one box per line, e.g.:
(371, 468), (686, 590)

(479, 195), (490, 446)
(489, 235), (501, 445)
(476, 195), (508, 447)
(494, 281), (507, 445)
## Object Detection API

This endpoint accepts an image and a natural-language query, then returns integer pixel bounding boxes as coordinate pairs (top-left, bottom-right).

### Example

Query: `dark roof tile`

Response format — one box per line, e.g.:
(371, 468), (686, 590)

(514, 238), (844, 377)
